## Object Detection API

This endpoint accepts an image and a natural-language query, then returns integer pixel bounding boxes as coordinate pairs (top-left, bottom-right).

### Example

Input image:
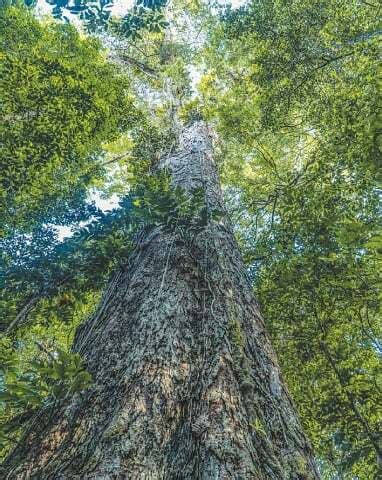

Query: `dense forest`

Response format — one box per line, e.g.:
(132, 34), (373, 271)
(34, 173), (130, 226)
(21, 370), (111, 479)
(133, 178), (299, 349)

(0, 0), (380, 478)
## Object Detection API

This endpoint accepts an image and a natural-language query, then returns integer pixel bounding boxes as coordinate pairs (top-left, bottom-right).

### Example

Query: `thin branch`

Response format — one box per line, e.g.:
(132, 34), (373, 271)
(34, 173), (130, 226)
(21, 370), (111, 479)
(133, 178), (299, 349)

(117, 53), (158, 78)
(100, 151), (131, 167)
(5, 294), (42, 335)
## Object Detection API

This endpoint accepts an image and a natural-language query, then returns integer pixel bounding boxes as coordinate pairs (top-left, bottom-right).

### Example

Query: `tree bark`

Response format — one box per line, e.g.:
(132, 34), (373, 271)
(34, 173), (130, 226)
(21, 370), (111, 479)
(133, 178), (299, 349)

(2, 122), (319, 479)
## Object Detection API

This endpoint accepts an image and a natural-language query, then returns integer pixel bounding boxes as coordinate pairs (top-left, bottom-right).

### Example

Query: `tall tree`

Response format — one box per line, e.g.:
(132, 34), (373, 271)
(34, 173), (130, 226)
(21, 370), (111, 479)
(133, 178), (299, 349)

(1, 122), (319, 478)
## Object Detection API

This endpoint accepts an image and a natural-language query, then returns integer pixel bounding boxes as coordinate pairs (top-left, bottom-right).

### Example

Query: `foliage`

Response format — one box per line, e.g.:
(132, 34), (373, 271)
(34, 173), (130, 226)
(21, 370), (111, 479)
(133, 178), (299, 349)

(111, 1), (168, 40)
(198, 0), (381, 476)
(0, 316), (94, 458)
(0, 197), (138, 332)
(252, 168), (381, 478)
(0, 6), (138, 234)
(46, 0), (114, 31)
(132, 171), (209, 238)
(41, 0), (168, 34)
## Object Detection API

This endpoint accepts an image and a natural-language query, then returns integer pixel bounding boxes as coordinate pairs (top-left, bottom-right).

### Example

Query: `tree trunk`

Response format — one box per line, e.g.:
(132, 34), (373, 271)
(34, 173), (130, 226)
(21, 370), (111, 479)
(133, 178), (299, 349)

(2, 122), (319, 479)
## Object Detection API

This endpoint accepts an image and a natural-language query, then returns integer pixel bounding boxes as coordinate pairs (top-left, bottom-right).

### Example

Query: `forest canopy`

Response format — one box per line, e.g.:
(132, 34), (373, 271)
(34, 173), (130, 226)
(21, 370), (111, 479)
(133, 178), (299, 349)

(0, 0), (380, 478)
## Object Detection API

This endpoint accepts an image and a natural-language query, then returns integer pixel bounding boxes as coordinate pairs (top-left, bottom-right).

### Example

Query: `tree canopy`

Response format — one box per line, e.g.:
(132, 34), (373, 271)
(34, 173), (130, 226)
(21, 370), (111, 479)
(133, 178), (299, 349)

(0, 1), (380, 478)
(197, 1), (381, 475)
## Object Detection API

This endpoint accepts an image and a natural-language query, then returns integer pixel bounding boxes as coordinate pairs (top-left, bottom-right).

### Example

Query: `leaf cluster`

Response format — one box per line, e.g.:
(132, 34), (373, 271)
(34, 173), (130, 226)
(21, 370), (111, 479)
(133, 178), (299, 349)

(132, 170), (208, 235)
(0, 338), (92, 458)
(0, 6), (138, 234)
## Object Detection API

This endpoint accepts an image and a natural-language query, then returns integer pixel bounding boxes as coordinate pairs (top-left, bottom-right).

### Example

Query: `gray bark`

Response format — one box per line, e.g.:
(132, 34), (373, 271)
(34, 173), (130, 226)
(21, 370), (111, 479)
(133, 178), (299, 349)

(2, 122), (319, 479)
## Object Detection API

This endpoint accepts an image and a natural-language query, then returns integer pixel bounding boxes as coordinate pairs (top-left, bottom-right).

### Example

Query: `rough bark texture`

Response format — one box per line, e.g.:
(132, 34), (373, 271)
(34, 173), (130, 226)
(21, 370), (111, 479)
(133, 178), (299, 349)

(2, 123), (320, 479)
